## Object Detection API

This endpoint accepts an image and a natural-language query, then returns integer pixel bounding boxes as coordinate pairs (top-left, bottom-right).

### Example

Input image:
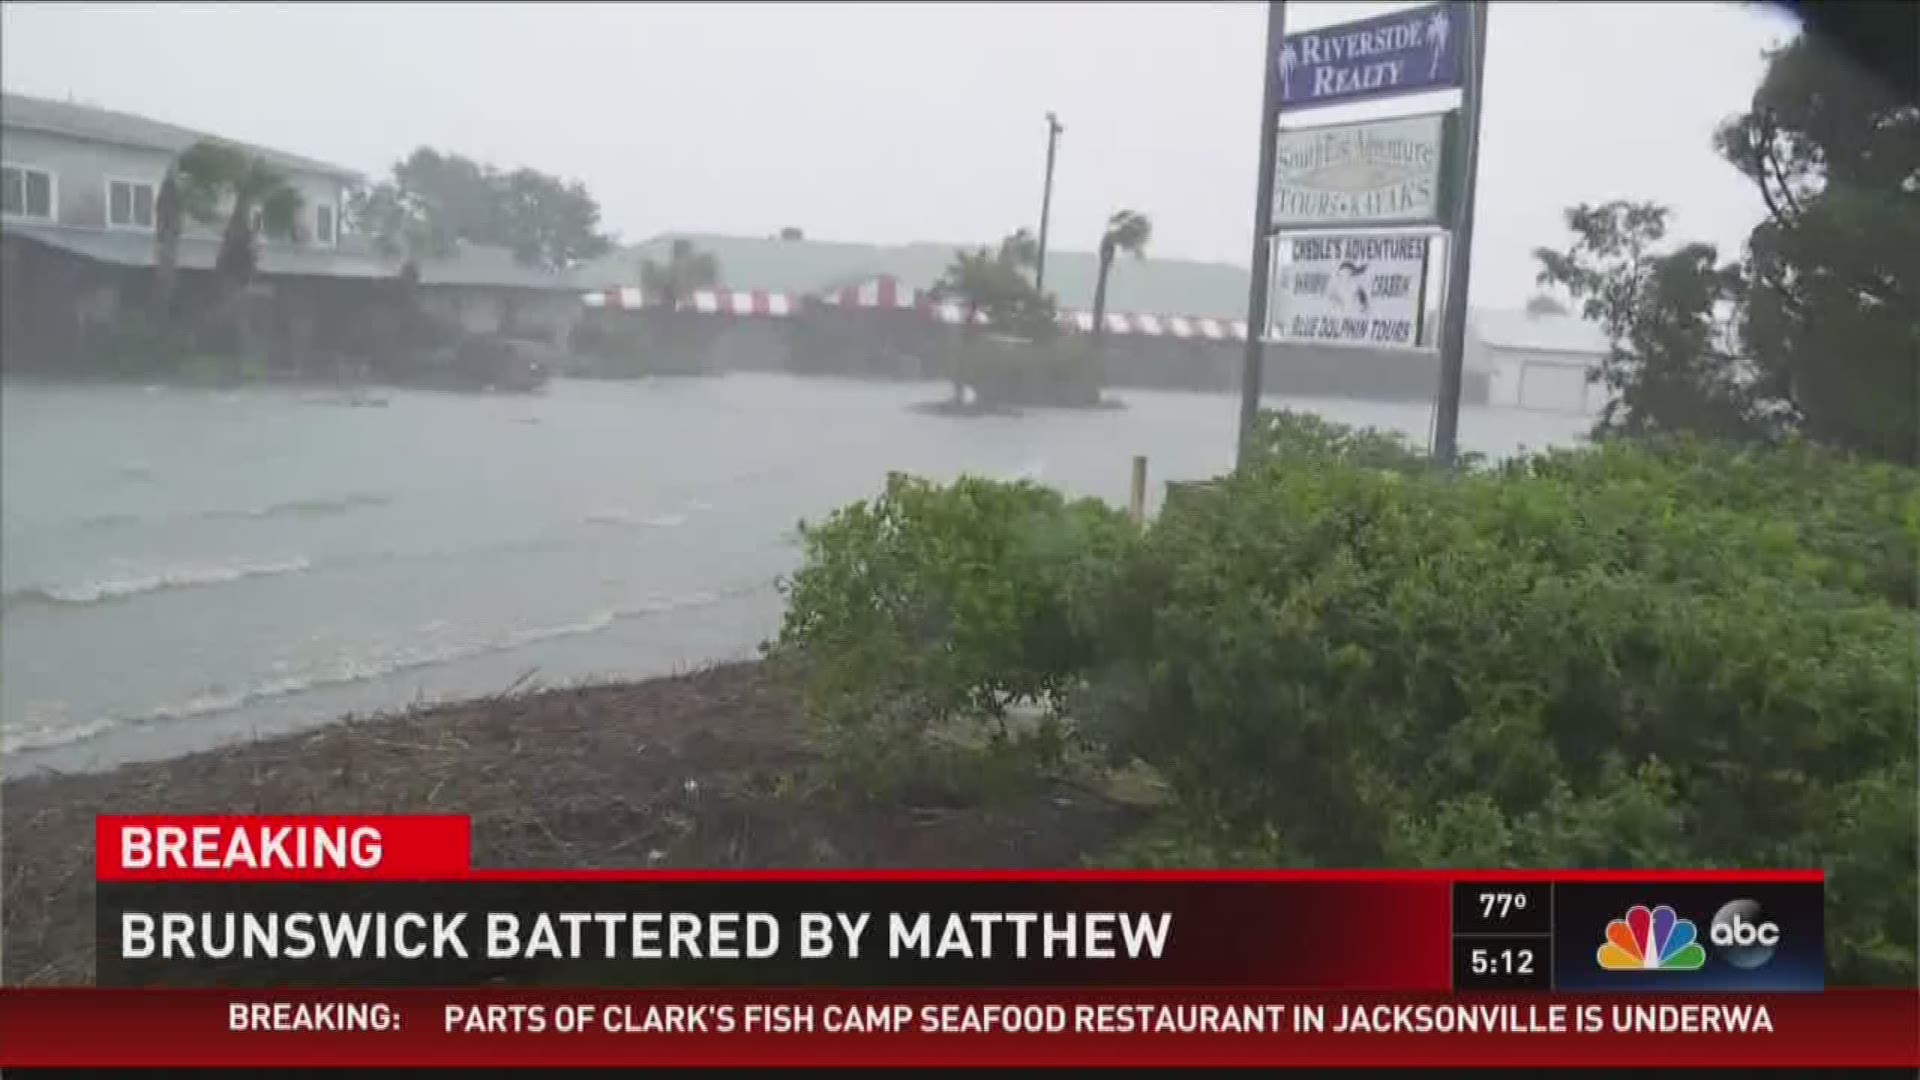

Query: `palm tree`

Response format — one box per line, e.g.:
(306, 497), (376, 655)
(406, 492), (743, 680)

(152, 172), (182, 318)
(163, 140), (304, 308)
(638, 238), (720, 310)
(998, 228), (1039, 272)
(1090, 210), (1152, 349)
(932, 230), (1057, 403)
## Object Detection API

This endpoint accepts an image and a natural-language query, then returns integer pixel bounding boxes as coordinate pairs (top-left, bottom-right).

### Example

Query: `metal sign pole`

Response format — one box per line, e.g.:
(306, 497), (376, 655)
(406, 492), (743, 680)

(1431, 1), (1489, 465)
(1235, 1), (1287, 472)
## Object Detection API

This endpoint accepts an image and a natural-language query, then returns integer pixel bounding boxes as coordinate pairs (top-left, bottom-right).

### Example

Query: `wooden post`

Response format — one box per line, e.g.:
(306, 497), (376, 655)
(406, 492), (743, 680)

(1129, 455), (1148, 525)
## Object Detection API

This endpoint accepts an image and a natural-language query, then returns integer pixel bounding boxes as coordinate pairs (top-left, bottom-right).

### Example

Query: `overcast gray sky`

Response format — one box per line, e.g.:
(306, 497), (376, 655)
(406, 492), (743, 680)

(2, 1), (1799, 307)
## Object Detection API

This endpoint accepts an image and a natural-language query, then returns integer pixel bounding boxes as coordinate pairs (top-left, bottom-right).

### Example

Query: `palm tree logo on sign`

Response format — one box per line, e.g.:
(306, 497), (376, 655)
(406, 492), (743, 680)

(1425, 7), (1452, 79)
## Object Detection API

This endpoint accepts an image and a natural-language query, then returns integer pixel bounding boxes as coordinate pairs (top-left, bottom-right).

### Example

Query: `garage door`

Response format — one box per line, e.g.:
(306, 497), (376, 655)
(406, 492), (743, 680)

(1519, 363), (1589, 412)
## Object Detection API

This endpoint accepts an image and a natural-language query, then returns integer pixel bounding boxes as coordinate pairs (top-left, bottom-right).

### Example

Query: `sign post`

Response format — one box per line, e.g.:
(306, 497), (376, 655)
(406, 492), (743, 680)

(1431, 1), (1488, 465)
(1235, 1), (1288, 471)
(1239, 0), (1479, 466)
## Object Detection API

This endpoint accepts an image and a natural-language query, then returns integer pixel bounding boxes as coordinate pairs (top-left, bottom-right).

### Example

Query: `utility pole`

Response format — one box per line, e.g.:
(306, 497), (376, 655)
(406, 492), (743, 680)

(1035, 112), (1064, 293)
(1235, 1), (1287, 470)
(1431, 1), (1489, 466)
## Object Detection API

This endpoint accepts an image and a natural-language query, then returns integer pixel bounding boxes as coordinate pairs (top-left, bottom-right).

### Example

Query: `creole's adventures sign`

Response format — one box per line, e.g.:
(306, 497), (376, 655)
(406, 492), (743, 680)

(1271, 233), (1432, 351)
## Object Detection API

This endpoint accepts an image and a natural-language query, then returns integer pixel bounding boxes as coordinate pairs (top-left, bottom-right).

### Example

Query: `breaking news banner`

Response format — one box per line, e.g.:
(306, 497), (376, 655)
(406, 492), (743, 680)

(0, 815), (1913, 1069)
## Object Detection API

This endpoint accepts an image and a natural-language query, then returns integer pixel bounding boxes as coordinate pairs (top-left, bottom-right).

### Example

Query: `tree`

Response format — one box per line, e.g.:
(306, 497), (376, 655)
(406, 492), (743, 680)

(151, 171), (182, 318)
(1534, 33), (1918, 463)
(933, 231), (1056, 335)
(1713, 33), (1919, 463)
(931, 231), (1061, 402)
(638, 238), (721, 310)
(1534, 201), (1756, 442)
(345, 180), (455, 271)
(167, 140), (303, 306)
(1090, 210), (1151, 349)
(347, 148), (614, 272)
(1524, 294), (1568, 317)
(495, 167), (614, 271)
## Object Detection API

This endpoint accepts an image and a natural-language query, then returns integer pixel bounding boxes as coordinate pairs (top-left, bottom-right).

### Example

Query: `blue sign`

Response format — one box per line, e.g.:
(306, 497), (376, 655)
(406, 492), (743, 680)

(1279, 2), (1468, 111)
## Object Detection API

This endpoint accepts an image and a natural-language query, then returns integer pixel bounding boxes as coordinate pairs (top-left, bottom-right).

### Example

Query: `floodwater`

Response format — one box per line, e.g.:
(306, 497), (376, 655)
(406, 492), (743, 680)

(0, 375), (1588, 775)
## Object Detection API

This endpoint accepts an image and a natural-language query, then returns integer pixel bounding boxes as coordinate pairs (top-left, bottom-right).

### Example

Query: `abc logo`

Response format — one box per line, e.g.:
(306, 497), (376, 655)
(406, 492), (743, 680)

(1709, 899), (1781, 969)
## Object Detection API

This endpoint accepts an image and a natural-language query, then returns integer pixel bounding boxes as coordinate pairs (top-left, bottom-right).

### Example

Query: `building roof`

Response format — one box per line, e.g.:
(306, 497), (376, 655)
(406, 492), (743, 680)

(580, 232), (1256, 319)
(0, 90), (361, 182)
(5, 222), (578, 291)
(1470, 307), (1609, 356)
(410, 241), (579, 291)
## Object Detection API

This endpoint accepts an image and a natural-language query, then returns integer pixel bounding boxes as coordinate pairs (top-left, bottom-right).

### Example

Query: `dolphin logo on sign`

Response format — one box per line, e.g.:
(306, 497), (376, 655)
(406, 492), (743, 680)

(1332, 261), (1370, 314)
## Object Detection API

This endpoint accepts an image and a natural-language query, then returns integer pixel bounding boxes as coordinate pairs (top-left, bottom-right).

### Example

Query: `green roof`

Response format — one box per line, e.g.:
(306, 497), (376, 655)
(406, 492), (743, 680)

(2, 91), (361, 182)
(5, 223), (578, 290)
(581, 232), (1254, 318)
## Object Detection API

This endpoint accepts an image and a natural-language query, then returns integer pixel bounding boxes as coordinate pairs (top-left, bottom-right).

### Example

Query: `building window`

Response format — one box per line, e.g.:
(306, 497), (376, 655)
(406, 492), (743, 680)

(314, 204), (335, 245)
(107, 179), (156, 230)
(1, 164), (55, 221)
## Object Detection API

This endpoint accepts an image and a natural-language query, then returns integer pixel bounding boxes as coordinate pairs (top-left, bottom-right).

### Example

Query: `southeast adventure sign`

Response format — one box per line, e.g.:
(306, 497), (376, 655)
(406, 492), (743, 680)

(1278, 1), (1468, 111)
(1272, 234), (1431, 350)
(1273, 112), (1456, 230)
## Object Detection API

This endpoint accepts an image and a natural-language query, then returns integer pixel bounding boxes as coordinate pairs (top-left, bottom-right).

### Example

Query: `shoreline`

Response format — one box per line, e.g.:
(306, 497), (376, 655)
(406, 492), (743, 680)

(0, 660), (1144, 986)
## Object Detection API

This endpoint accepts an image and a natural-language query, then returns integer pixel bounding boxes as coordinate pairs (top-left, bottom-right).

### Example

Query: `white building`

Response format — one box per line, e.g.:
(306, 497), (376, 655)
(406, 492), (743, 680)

(1471, 308), (1610, 415)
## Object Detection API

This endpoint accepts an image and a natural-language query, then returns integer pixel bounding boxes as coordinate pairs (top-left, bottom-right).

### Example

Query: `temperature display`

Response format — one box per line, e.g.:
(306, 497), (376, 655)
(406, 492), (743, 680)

(1453, 883), (1552, 936)
(1451, 881), (1553, 990)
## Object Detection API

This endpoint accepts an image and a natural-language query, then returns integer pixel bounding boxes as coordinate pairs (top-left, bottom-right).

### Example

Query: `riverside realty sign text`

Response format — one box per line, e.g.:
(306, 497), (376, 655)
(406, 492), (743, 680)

(1278, 1), (1468, 111)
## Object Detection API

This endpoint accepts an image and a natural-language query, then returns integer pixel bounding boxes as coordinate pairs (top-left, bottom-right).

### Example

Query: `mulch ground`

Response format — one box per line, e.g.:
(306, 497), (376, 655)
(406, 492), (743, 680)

(0, 661), (1145, 985)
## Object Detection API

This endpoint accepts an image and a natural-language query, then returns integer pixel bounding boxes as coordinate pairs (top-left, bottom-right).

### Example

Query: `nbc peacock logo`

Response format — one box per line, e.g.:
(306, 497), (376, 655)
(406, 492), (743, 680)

(1597, 904), (1708, 971)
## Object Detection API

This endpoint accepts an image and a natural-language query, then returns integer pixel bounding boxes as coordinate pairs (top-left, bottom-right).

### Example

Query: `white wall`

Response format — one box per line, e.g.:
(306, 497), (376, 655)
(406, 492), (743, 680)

(1, 126), (344, 247)
(1484, 347), (1603, 414)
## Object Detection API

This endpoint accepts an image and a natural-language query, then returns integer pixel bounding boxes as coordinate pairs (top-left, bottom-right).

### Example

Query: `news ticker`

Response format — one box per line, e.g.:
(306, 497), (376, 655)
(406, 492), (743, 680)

(1, 815), (1903, 1068)
(92, 816), (1824, 993)
(2, 989), (1917, 1068)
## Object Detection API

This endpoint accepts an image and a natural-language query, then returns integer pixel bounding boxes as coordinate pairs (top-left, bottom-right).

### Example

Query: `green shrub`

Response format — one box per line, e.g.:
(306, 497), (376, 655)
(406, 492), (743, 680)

(1239, 409), (1437, 473)
(1507, 434), (1918, 608)
(91, 314), (195, 378)
(775, 411), (1918, 983)
(1075, 435), (1917, 984)
(953, 335), (1104, 408)
(772, 472), (1137, 776)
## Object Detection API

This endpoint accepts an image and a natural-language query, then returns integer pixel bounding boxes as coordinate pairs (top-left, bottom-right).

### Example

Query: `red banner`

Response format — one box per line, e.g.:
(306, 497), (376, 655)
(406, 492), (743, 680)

(91, 815), (1826, 886)
(1, 988), (1915, 1067)
(96, 815), (471, 882)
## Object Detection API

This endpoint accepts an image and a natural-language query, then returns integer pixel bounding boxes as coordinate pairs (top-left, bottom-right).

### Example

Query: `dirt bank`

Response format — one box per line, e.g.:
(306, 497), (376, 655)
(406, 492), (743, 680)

(0, 661), (1143, 985)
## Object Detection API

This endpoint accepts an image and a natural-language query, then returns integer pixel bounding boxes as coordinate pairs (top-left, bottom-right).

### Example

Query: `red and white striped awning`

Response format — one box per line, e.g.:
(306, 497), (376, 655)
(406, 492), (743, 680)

(817, 275), (921, 310)
(583, 284), (1245, 339)
(581, 287), (795, 317)
(1059, 310), (1247, 340)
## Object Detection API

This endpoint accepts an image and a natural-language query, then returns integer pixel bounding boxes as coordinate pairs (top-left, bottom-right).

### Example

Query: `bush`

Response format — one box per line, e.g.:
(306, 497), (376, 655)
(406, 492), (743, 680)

(1075, 426), (1917, 984)
(1239, 409), (1436, 473)
(90, 313), (196, 378)
(771, 472), (1137, 777)
(1507, 434), (1918, 608)
(953, 335), (1104, 408)
(776, 411), (1918, 983)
